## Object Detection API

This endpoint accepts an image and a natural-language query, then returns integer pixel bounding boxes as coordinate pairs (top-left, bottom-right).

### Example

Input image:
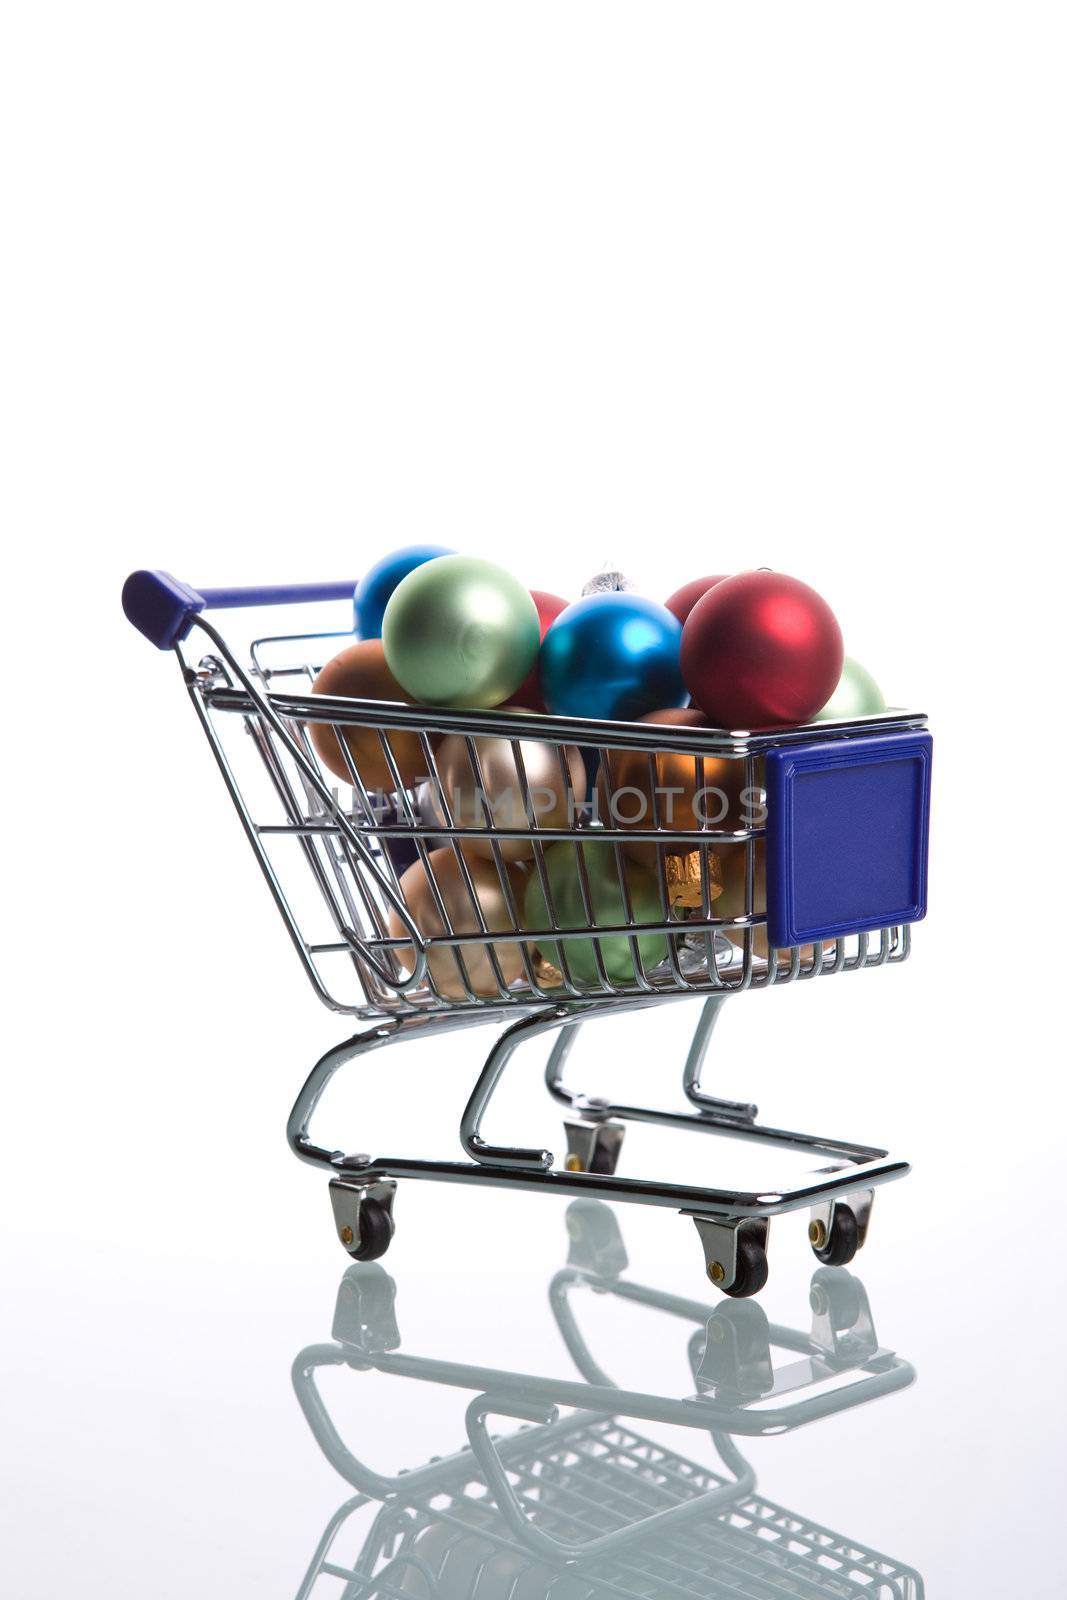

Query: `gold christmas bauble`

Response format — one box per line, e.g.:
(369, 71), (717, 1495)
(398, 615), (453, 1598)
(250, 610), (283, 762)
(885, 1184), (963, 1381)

(434, 727), (586, 861)
(387, 847), (528, 998)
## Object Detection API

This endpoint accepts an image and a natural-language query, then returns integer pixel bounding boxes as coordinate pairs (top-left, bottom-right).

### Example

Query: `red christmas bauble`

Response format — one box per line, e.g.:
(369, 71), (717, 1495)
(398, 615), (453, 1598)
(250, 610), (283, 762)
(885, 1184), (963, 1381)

(664, 574), (729, 625)
(681, 571), (843, 728)
(508, 589), (569, 710)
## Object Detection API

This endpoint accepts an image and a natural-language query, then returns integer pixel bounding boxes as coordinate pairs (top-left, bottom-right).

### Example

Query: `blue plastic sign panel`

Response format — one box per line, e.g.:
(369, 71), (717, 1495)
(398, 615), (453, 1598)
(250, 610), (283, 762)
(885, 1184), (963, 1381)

(764, 731), (932, 949)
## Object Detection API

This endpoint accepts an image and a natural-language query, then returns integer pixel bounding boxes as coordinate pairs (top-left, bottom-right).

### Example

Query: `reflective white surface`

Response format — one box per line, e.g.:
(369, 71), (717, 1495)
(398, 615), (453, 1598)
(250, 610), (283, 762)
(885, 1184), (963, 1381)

(4, 971), (1063, 1597)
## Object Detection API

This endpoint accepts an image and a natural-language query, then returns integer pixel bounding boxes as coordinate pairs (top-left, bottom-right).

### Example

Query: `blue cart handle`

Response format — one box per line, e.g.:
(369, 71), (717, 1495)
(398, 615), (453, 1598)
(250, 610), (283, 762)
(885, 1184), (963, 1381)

(122, 569), (359, 650)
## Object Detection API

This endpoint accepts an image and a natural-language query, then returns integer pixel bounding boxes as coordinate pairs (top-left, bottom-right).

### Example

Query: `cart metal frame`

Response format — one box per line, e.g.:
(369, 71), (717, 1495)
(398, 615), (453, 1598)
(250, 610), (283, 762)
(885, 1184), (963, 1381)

(123, 571), (929, 1294)
(289, 993), (905, 1294)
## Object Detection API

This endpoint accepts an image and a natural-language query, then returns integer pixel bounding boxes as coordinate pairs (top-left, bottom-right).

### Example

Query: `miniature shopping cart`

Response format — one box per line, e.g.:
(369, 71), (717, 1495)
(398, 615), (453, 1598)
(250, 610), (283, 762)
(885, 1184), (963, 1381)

(291, 1202), (922, 1598)
(122, 570), (933, 1295)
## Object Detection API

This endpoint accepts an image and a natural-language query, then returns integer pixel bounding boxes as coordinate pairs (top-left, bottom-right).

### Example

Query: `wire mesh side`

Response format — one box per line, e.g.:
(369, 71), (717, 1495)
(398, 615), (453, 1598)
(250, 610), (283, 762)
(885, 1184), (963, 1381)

(184, 629), (914, 1019)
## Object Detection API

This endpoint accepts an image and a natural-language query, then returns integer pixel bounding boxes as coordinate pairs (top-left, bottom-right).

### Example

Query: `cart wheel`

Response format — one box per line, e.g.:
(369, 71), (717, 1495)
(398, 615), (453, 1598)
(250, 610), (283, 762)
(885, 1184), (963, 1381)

(346, 1198), (395, 1262)
(810, 1204), (859, 1267)
(721, 1236), (769, 1299)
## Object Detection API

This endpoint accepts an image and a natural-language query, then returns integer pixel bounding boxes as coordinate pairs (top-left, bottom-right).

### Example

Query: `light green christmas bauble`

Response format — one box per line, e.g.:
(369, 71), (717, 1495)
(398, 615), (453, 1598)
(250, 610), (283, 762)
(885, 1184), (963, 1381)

(815, 656), (886, 721)
(382, 555), (539, 708)
(525, 840), (668, 987)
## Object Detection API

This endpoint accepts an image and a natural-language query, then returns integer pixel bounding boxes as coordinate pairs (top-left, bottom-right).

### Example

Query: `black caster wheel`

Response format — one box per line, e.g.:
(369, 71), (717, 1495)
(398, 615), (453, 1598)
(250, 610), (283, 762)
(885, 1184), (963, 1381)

(346, 1198), (395, 1262)
(809, 1204), (859, 1267)
(721, 1236), (770, 1299)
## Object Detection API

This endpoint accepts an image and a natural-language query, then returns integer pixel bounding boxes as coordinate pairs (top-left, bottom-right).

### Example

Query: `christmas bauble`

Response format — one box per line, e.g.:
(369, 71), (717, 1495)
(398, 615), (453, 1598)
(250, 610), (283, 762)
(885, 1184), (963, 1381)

(403, 1510), (569, 1600)
(387, 848), (528, 999)
(403, 1511), (497, 1599)
(508, 589), (569, 711)
(436, 726), (586, 860)
(354, 544), (453, 639)
(382, 555), (540, 708)
(524, 840), (668, 986)
(681, 571), (843, 729)
(664, 574), (729, 625)
(714, 840), (827, 964)
(815, 655), (886, 721)
(310, 639), (427, 790)
(539, 594), (686, 723)
(595, 707), (745, 866)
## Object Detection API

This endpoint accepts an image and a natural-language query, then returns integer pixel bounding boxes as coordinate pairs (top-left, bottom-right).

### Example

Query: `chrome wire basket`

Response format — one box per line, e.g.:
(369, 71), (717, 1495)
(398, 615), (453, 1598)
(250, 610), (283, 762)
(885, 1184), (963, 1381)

(123, 572), (932, 1293)
(179, 617), (926, 1021)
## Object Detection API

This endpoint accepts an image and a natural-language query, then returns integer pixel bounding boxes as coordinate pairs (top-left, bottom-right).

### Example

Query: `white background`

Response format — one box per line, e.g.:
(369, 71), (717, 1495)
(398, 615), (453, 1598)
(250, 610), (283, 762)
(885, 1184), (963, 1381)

(2, 5), (1066, 1597)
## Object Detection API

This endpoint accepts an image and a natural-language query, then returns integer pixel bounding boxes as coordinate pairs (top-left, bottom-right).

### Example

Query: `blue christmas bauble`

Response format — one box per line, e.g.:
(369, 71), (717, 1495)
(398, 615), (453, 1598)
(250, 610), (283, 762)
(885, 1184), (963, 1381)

(539, 593), (687, 722)
(355, 544), (454, 639)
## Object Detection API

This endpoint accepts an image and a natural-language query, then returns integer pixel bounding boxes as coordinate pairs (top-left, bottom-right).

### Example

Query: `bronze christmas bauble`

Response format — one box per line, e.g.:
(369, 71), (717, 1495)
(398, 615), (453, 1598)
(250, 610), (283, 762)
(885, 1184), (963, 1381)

(310, 638), (429, 791)
(387, 848), (528, 998)
(595, 708), (746, 867)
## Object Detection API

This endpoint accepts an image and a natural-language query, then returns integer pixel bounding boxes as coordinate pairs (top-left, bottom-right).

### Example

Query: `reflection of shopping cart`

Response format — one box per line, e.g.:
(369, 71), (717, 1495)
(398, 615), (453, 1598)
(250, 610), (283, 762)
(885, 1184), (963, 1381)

(292, 1203), (923, 1598)
(123, 573), (932, 1294)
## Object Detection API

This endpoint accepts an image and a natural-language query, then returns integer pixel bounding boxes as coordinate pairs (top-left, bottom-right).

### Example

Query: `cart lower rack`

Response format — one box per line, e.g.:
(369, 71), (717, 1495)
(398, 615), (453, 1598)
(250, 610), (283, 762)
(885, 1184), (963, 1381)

(123, 571), (932, 1294)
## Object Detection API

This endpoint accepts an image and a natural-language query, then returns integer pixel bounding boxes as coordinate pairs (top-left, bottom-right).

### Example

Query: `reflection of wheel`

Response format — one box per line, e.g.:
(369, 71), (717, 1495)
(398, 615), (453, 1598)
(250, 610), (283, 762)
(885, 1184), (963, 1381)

(810, 1266), (862, 1329)
(810, 1204), (859, 1267)
(721, 1236), (769, 1299)
(346, 1198), (394, 1262)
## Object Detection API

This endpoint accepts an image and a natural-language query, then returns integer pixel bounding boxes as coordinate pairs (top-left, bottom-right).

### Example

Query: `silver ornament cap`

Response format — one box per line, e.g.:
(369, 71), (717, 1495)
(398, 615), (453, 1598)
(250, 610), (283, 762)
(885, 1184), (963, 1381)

(581, 568), (636, 596)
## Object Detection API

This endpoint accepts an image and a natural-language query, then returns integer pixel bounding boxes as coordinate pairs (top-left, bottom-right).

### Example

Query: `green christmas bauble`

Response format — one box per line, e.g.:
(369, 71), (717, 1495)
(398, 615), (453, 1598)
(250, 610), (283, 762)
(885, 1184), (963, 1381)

(815, 656), (886, 721)
(382, 555), (539, 708)
(524, 840), (668, 987)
